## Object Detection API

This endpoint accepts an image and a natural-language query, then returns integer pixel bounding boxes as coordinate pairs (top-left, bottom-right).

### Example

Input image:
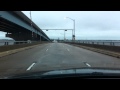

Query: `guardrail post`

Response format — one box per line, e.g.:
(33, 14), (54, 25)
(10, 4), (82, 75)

(113, 42), (114, 46)
(110, 42), (113, 46)
(110, 42), (112, 46)
(4, 42), (6, 45)
(4, 42), (8, 45)
(7, 42), (8, 45)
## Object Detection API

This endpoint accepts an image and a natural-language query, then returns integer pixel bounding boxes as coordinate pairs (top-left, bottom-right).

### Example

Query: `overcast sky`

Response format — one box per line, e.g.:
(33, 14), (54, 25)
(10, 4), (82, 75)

(1, 11), (120, 40)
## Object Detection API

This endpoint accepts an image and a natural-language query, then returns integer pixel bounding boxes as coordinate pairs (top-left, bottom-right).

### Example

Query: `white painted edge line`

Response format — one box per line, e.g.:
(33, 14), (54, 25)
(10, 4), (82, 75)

(85, 63), (91, 67)
(46, 49), (48, 51)
(26, 63), (36, 71)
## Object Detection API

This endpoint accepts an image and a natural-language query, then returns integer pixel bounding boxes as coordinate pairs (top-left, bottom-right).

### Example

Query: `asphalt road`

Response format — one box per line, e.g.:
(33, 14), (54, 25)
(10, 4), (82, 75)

(0, 42), (120, 77)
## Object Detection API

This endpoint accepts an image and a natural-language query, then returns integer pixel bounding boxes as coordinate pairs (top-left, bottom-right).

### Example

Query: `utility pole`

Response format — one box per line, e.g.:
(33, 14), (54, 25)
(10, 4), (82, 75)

(73, 19), (75, 41)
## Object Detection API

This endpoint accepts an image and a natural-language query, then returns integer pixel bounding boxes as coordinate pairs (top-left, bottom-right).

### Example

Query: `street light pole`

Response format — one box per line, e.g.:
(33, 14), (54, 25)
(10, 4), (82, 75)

(64, 30), (66, 41)
(64, 30), (67, 41)
(72, 20), (74, 41)
(65, 17), (75, 42)
(73, 19), (75, 41)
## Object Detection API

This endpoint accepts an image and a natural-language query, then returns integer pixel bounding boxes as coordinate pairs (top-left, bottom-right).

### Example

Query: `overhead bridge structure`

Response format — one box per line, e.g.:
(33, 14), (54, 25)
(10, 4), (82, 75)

(0, 11), (50, 41)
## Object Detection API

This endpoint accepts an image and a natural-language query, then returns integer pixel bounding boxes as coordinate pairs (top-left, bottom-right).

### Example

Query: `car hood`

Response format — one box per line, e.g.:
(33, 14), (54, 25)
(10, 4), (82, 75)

(4, 68), (120, 79)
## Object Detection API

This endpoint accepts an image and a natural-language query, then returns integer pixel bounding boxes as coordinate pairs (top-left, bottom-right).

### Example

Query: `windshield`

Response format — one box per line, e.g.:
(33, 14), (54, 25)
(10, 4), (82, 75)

(0, 11), (120, 78)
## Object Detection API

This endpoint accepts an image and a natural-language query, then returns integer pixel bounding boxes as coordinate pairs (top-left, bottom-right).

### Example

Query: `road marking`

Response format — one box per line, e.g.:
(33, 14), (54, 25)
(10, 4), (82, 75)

(85, 63), (91, 67)
(26, 63), (36, 71)
(46, 49), (48, 51)
(84, 62), (91, 67)
(67, 49), (69, 51)
(86, 63), (91, 67)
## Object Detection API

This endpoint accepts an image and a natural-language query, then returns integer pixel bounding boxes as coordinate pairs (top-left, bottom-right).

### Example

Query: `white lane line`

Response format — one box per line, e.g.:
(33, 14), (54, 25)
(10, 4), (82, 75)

(46, 49), (48, 51)
(85, 63), (91, 67)
(67, 49), (69, 51)
(26, 63), (36, 71)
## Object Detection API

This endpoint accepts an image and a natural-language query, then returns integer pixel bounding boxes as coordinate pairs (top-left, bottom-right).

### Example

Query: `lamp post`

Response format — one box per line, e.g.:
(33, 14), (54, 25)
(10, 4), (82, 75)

(64, 17), (75, 42)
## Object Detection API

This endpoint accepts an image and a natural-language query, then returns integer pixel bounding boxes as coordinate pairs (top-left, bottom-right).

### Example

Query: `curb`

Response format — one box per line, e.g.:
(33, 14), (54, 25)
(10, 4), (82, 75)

(68, 43), (120, 58)
(0, 43), (47, 58)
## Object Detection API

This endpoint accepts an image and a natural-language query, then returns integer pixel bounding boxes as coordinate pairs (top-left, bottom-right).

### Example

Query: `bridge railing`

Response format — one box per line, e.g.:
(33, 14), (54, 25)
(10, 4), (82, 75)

(0, 40), (45, 46)
(62, 40), (120, 46)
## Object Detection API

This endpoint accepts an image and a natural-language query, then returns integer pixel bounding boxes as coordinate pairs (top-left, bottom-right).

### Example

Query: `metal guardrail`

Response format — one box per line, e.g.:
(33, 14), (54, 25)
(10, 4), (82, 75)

(0, 40), (39, 46)
(63, 40), (120, 46)
(0, 40), (52, 46)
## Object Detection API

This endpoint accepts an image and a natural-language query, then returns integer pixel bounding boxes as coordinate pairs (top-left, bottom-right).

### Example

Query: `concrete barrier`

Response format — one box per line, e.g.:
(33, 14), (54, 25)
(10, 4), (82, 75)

(63, 42), (120, 58)
(0, 42), (51, 58)
(65, 42), (120, 53)
(0, 41), (50, 53)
